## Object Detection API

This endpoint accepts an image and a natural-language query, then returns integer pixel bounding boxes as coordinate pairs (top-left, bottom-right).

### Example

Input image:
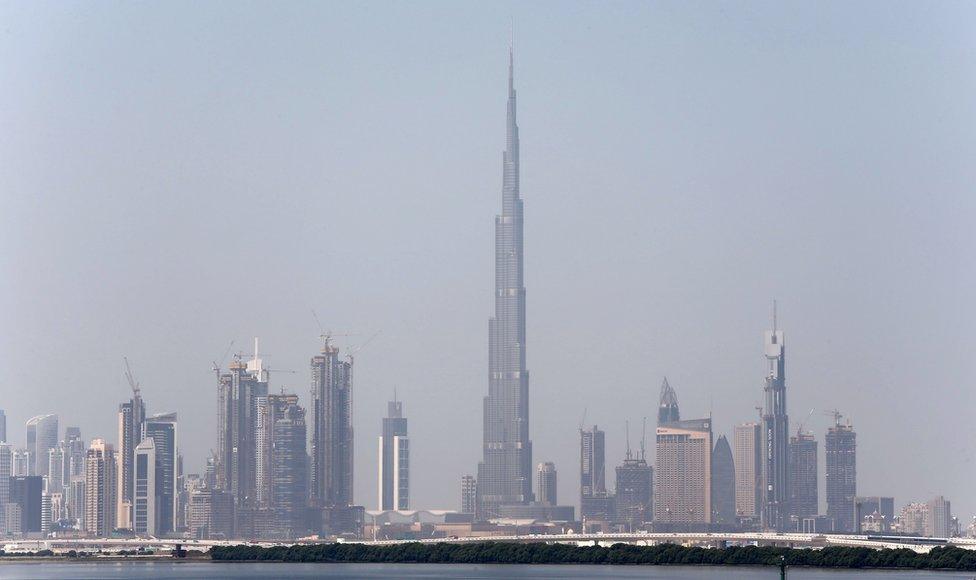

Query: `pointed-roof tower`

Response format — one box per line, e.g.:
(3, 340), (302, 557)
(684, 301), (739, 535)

(658, 377), (680, 426)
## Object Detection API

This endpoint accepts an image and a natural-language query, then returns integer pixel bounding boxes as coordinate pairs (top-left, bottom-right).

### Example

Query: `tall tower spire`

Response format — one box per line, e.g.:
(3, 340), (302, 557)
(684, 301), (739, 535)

(762, 304), (789, 531)
(477, 37), (531, 520)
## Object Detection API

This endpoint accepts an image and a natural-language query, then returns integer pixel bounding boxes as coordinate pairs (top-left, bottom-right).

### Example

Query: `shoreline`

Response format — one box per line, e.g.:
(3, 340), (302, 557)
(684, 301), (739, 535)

(0, 558), (971, 574)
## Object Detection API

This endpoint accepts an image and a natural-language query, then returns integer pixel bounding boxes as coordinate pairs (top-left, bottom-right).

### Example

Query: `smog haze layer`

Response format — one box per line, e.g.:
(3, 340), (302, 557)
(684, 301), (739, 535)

(1, 1), (973, 517)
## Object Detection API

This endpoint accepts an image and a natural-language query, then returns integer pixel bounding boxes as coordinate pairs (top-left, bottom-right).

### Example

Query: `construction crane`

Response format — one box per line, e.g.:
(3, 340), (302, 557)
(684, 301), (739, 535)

(311, 310), (361, 348)
(346, 330), (382, 363)
(796, 408), (815, 437)
(123, 356), (141, 396)
(211, 340), (235, 378)
(824, 409), (844, 427)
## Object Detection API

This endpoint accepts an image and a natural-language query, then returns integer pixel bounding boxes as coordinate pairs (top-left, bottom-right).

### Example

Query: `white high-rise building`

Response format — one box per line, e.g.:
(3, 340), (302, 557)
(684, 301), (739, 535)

(47, 447), (64, 493)
(12, 449), (30, 477)
(41, 492), (52, 534)
(84, 439), (117, 537)
(68, 476), (86, 528)
(733, 422), (761, 520)
(926, 496), (952, 537)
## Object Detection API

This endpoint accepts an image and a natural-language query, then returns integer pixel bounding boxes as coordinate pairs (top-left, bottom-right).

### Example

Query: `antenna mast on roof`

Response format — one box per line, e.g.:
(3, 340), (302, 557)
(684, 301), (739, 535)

(640, 417), (647, 461)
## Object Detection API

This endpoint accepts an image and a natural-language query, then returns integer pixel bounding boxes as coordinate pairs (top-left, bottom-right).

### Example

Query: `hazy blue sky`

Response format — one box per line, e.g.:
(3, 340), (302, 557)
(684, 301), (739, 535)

(2, 1), (974, 518)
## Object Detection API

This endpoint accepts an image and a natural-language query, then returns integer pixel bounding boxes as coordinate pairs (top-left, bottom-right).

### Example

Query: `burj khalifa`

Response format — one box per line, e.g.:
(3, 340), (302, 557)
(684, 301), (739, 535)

(476, 44), (533, 519)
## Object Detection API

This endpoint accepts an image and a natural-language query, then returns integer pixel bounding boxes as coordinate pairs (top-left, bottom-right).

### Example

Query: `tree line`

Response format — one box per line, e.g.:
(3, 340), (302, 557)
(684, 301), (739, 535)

(209, 542), (976, 570)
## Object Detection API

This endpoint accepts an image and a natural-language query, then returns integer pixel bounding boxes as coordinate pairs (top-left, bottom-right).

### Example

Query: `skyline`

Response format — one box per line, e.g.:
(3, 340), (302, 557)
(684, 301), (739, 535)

(1, 0), (974, 522)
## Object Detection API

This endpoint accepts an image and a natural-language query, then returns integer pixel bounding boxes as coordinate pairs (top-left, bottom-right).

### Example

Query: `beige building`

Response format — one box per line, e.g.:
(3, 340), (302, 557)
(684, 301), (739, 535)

(733, 423), (761, 520)
(654, 418), (712, 525)
(85, 438), (117, 537)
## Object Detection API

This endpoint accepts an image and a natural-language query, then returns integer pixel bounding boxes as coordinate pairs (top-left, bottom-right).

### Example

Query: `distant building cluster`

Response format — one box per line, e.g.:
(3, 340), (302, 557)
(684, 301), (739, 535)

(0, 45), (960, 544)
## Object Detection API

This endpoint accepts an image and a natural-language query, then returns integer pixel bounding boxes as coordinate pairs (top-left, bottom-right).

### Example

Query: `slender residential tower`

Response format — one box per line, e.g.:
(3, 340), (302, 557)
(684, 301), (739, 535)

(761, 303), (789, 531)
(310, 336), (355, 533)
(378, 398), (409, 511)
(477, 41), (532, 520)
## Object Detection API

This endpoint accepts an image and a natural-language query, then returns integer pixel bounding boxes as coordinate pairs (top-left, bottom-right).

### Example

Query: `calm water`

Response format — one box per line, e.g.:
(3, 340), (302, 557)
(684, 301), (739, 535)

(0, 562), (971, 579)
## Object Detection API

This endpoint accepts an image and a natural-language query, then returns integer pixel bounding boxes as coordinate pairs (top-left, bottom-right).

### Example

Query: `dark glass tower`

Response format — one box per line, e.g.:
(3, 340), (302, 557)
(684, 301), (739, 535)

(477, 44), (532, 519)
(762, 305), (789, 531)
(826, 417), (856, 532)
(118, 374), (145, 529)
(789, 431), (818, 521)
(379, 399), (409, 510)
(711, 435), (736, 525)
(268, 393), (307, 538)
(143, 412), (177, 535)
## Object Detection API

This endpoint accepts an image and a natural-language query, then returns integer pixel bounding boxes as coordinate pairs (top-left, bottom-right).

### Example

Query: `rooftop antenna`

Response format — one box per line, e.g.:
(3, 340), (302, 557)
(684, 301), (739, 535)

(579, 408), (587, 433)
(625, 420), (632, 461)
(773, 299), (778, 333)
(510, 16), (515, 55)
(640, 417), (647, 462)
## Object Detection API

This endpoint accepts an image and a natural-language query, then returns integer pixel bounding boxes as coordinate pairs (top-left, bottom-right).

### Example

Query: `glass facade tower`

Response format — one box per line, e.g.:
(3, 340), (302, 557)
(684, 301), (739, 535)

(477, 44), (532, 519)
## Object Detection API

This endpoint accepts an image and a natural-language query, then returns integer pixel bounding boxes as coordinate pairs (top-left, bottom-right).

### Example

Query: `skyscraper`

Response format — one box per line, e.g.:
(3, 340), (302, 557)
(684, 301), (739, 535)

(143, 412), (177, 535)
(580, 426), (606, 499)
(654, 381), (712, 526)
(926, 496), (952, 538)
(117, 371), (146, 530)
(825, 417), (856, 532)
(9, 476), (43, 534)
(0, 409), (6, 442)
(789, 431), (818, 521)
(133, 438), (156, 536)
(378, 399), (409, 511)
(614, 436), (652, 531)
(0, 443), (10, 535)
(68, 476), (86, 529)
(658, 378), (680, 425)
(47, 446), (64, 494)
(477, 42), (532, 520)
(460, 475), (477, 515)
(12, 449), (30, 477)
(761, 306), (789, 531)
(733, 422), (762, 521)
(580, 425), (612, 521)
(536, 462), (557, 506)
(26, 414), (58, 477)
(655, 419), (713, 526)
(216, 340), (269, 518)
(711, 435), (735, 526)
(264, 392), (307, 538)
(85, 438), (117, 537)
(61, 427), (85, 524)
(310, 336), (354, 533)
